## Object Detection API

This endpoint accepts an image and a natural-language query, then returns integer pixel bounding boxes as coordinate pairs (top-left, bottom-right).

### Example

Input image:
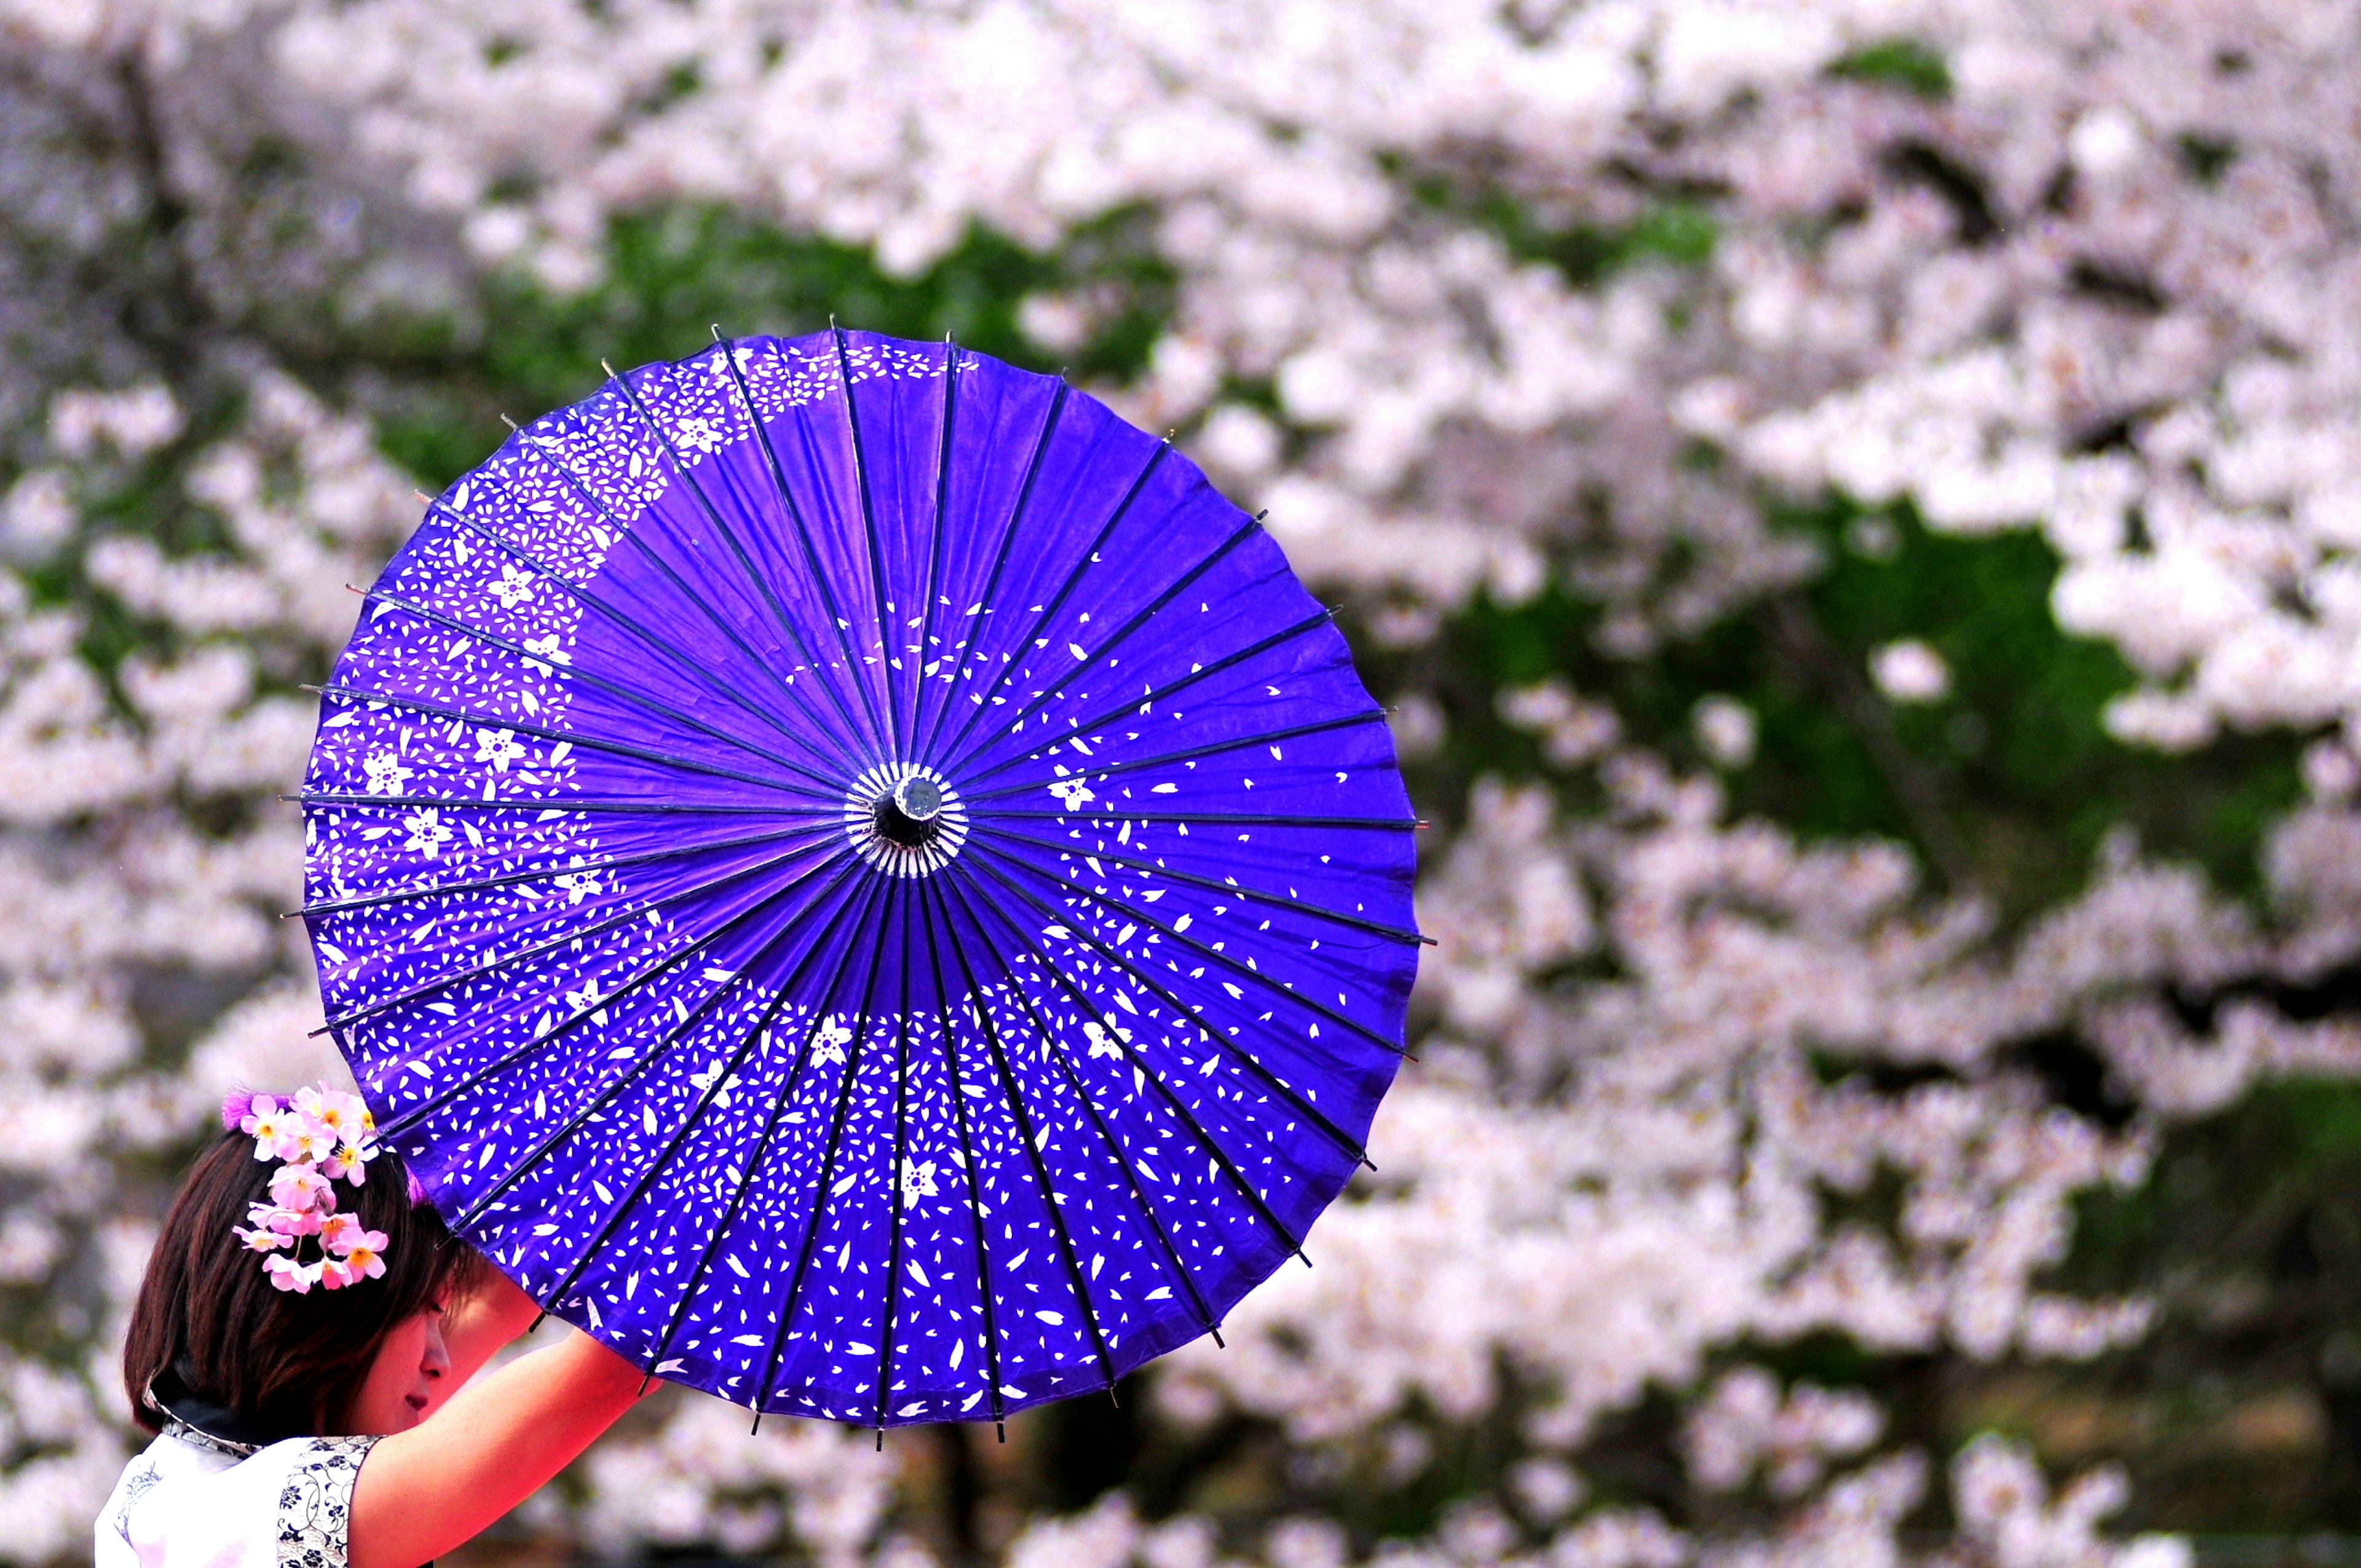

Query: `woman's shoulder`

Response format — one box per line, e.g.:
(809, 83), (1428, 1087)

(97, 1430), (382, 1568)
(269, 1433), (379, 1566)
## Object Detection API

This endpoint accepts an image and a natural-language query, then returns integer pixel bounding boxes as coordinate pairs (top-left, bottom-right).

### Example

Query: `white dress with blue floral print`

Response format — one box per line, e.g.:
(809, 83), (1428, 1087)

(95, 1427), (378, 1568)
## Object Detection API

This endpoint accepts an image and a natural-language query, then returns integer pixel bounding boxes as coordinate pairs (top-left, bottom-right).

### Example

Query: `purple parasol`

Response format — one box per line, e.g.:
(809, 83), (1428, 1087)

(296, 328), (1423, 1433)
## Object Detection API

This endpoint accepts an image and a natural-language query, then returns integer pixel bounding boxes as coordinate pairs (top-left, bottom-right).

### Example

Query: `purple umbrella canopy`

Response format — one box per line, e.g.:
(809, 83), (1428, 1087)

(297, 328), (1423, 1433)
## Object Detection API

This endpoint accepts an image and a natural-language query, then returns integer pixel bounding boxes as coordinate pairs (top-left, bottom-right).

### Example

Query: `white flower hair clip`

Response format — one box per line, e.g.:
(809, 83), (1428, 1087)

(221, 1086), (390, 1294)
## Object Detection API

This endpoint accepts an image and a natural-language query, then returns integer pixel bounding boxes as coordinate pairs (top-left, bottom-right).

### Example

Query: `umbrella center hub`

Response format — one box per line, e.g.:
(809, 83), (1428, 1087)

(844, 763), (967, 877)
(875, 776), (944, 845)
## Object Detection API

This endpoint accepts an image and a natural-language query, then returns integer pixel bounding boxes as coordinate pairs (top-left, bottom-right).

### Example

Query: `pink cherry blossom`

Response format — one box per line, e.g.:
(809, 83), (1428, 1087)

(278, 1118), (337, 1166)
(312, 1089), (373, 1145)
(240, 1099), (296, 1162)
(339, 1232), (390, 1282)
(322, 1138), (378, 1186)
(267, 1163), (333, 1214)
(253, 1202), (322, 1239)
(263, 1254), (318, 1294)
(318, 1211), (363, 1254)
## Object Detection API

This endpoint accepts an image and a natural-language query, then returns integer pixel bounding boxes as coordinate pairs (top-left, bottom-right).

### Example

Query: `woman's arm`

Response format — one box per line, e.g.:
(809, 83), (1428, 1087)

(348, 1329), (647, 1568)
(438, 1264), (542, 1393)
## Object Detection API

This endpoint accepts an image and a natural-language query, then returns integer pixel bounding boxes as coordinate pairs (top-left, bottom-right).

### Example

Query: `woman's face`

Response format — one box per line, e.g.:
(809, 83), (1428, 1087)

(344, 1300), (452, 1435)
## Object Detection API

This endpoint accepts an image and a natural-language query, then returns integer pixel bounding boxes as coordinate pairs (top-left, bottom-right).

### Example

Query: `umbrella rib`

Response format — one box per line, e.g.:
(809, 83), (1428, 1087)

(320, 836), (836, 1035)
(912, 379), (1071, 760)
(963, 710), (1388, 805)
(872, 891), (916, 1440)
(907, 339), (962, 754)
(965, 839), (1409, 1062)
(640, 875), (896, 1398)
(938, 513), (1260, 779)
(969, 825), (1429, 947)
(368, 851), (855, 1141)
(931, 439), (1173, 769)
(425, 497), (853, 775)
(1003, 964), (1226, 1346)
(917, 881), (1118, 1400)
(912, 879), (1011, 1432)
(533, 863), (882, 1310)
(828, 325), (905, 759)
(949, 607), (1337, 793)
(960, 847), (1378, 1160)
(719, 340), (893, 758)
(750, 879), (905, 1423)
(451, 972), (750, 1233)
(361, 585), (847, 798)
(294, 791), (804, 818)
(930, 875), (1225, 1347)
(935, 861), (1308, 1261)
(379, 917), (725, 1144)
(296, 818), (834, 919)
(1039, 1016), (1225, 1345)
(975, 810), (1420, 831)
(310, 681), (829, 804)
(501, 424), (871, 773)
(446, 857), (869, 1229)
(605, 354), (883, 763)
(534, 977), (787, 1344)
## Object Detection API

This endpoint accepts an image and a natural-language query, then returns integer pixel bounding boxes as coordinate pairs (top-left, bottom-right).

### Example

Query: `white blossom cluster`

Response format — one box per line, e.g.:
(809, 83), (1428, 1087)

(258, 0), (2361, 691)
(0, 372), (408, 1556)
(4, 0), (2361, 1564)
(992, 1438), (2193, 1568)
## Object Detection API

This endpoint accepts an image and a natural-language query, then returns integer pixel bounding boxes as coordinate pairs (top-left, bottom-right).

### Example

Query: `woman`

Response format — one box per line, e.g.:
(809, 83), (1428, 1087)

(98, 1085), (650, 1568)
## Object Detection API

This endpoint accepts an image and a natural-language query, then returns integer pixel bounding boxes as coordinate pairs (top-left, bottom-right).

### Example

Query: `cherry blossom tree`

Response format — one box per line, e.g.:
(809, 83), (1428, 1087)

(6, 0), (2361, 1562)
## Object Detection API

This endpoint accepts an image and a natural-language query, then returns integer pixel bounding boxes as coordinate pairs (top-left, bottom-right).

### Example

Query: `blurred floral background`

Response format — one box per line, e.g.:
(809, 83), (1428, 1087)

(9, 0), (2361, 1564)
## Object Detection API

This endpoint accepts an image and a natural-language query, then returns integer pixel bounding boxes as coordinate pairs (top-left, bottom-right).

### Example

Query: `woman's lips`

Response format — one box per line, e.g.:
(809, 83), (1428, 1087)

(405, 1393), (428, 1415)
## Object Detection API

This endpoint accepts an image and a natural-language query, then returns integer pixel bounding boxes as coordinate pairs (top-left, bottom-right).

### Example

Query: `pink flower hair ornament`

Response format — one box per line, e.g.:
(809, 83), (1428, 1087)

(221, 1085), (392, 1295)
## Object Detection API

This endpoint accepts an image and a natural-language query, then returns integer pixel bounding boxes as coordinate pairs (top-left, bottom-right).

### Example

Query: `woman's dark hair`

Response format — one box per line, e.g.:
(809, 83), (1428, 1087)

(124, 1128), (488, 1438)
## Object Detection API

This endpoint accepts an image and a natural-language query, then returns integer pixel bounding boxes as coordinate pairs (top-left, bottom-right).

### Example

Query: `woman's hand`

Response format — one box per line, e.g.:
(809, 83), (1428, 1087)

(349, 1326), (648, 1568)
